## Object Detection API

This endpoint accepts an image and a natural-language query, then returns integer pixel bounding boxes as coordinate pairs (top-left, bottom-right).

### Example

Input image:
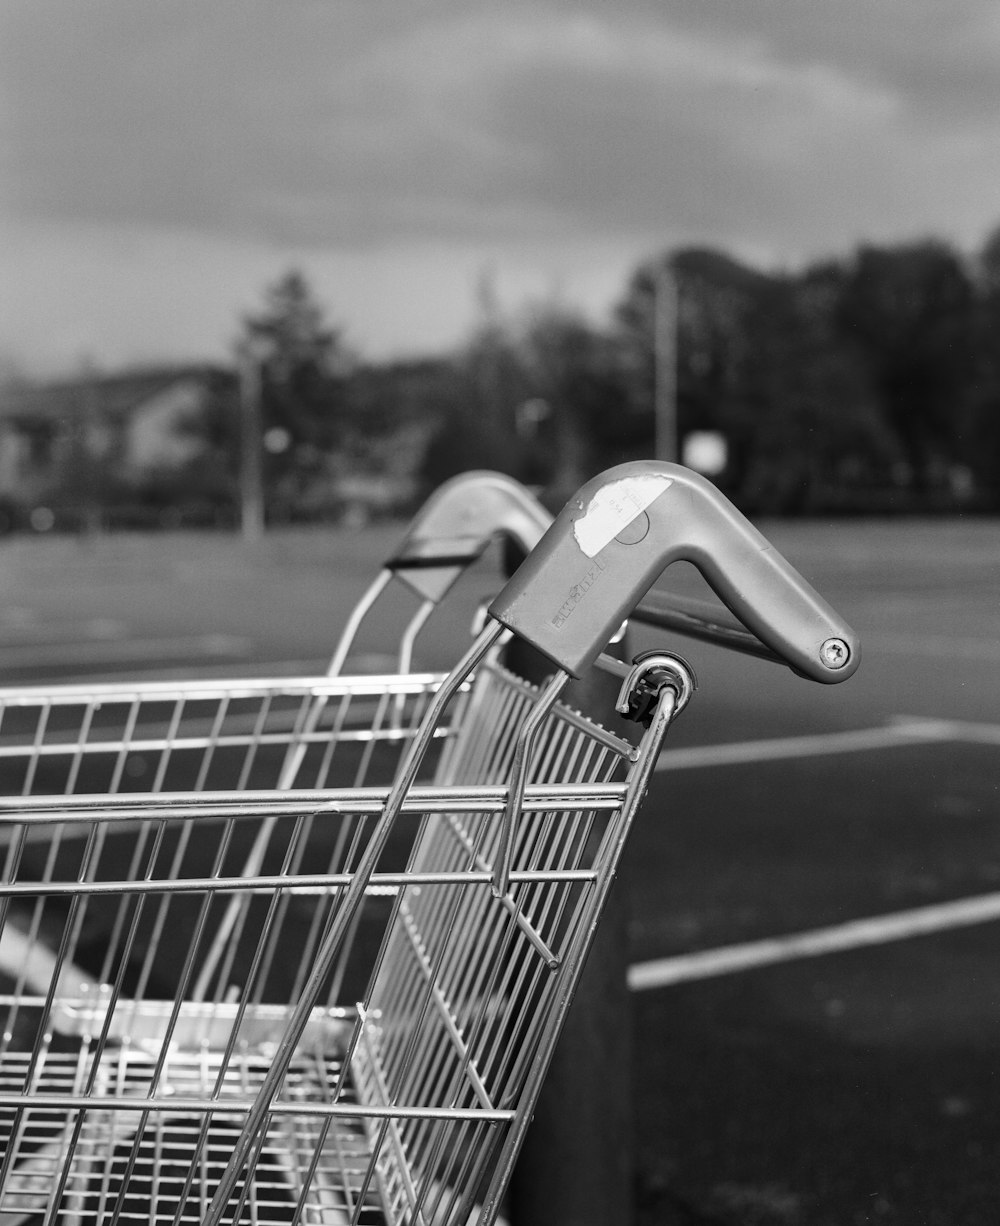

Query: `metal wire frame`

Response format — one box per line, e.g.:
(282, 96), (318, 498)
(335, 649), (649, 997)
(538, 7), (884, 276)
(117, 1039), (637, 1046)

(0, 673), (462, 800)
(0, 669), (460, 1224)
(0, 647), (686, 1225)
(0, 788), (630, 1224)
(0, 1040), (377, 1224)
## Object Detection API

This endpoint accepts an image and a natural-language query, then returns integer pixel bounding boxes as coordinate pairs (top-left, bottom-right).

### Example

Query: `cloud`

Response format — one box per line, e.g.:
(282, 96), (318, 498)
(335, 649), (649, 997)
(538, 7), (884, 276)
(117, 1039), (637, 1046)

(3, 0), (1000, 371)
(0, 2), (919, 252)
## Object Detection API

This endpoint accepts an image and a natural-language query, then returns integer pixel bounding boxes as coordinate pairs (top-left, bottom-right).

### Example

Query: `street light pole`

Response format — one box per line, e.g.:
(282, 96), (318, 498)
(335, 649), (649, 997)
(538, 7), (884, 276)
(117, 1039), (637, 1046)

(238, 342), (265, 542)
(653, 262), (678, 465)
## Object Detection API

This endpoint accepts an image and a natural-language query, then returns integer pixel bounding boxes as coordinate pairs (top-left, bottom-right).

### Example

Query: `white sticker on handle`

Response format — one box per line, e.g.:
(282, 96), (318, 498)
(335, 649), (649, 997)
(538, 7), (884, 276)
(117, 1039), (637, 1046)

(573, 474), (672, 558)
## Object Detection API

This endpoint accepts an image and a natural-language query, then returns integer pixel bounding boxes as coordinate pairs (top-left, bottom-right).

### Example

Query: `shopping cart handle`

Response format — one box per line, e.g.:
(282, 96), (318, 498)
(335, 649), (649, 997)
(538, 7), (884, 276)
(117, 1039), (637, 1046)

(387, 471), (552, 602)
(489, 461), (860, 683)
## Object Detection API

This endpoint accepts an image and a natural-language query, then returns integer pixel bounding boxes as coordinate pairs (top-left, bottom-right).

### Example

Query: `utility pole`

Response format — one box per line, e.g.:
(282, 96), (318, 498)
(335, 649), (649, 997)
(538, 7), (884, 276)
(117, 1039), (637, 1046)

(653, 261), (678, 464)
(238, 341), (265, 542)
(81, 364), (102, 535)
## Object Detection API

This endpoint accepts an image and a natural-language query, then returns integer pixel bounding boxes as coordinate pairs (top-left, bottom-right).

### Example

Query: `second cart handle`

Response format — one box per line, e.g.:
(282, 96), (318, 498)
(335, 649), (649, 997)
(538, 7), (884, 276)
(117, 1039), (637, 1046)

(387, 470), (551, 603)
(489, 461), (859, 683)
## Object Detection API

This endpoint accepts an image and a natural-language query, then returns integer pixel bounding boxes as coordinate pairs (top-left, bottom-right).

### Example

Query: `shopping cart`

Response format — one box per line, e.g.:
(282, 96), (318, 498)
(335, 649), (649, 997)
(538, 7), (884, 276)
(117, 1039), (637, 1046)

(0, 461), (858, 1225)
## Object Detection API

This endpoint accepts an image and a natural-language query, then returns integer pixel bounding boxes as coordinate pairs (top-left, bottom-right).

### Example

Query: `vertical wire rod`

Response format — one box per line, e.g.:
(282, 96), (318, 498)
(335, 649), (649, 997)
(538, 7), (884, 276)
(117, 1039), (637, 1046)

(325, 570), (392, 678)
(491, 671), (570, 897)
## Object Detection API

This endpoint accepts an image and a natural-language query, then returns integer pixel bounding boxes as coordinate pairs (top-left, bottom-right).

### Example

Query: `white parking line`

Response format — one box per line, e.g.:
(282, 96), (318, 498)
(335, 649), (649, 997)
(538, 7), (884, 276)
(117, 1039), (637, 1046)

(655, 718), (959, 771)
(628, 892), (1000, 991)
(890, 715), (1000, 746)
(0, 634), (252, 669)
(0, 616), (128, 643)
(634, 714), (1000, 990)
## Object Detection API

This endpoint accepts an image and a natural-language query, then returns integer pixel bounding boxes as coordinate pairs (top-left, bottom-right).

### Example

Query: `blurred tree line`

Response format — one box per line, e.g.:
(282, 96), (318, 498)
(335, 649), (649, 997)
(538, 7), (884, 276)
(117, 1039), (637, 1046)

(306, 221), (1000, 517)
(418, 226), (1000, 515)
(22, 225), (998, 529)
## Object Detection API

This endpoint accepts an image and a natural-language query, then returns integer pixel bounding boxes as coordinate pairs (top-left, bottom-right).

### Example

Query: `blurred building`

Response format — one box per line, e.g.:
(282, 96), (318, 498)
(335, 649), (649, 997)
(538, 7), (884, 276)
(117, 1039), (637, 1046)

(0, 360), (447, 531)
(0, 366), (235, 529)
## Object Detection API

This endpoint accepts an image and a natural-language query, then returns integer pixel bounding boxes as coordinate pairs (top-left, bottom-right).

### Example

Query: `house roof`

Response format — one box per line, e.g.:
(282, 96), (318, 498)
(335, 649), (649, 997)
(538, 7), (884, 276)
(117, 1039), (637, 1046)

(0, 365), (235, 425)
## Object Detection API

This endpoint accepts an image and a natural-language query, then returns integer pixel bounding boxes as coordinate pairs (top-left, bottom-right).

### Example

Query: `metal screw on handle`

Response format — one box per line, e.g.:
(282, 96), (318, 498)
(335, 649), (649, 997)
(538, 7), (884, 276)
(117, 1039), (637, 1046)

(820, 638), (851, 670)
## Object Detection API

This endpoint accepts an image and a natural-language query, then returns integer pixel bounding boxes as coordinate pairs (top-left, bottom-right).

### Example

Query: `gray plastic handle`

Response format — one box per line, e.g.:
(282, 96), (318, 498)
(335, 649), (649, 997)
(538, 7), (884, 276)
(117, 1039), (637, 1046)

(388, 470), (552, 602)
(489, 461), (860, 683)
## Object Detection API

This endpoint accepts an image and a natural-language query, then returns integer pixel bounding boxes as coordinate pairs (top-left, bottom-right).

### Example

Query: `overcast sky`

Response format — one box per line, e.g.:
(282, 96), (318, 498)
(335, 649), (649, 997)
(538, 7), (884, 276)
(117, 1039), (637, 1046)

(3, 0), (1000, 377)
